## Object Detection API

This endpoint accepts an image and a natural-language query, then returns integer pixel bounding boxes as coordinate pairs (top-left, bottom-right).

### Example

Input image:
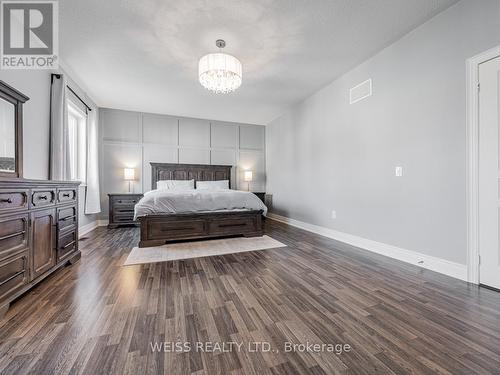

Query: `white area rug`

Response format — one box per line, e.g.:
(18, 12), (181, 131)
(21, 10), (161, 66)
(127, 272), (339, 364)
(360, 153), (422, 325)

(124, 235), (287, 266)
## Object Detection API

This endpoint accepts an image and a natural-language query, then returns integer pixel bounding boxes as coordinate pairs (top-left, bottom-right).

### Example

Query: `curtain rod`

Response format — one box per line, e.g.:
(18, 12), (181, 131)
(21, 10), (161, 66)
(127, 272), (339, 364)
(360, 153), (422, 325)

(51, 73), (92, 112)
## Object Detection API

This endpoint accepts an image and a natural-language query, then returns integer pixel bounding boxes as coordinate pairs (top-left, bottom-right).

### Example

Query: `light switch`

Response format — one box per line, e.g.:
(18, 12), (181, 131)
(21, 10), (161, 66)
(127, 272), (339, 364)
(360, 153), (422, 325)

(395, 166), (403, 177)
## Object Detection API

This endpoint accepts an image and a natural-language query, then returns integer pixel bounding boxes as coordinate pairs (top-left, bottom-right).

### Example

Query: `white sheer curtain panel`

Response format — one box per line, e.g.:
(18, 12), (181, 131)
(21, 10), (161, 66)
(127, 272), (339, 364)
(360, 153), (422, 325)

(85, 107), (101, 214)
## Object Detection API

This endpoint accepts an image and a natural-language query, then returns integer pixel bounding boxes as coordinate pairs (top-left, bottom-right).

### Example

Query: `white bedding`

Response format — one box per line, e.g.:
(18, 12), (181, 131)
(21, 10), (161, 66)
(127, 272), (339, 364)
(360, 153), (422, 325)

(134, 189), (267, 219)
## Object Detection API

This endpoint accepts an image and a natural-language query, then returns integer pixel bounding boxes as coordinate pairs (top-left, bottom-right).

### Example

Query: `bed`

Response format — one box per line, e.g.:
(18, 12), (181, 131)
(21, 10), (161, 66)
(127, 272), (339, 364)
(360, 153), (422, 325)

(136, 163), (266, 247)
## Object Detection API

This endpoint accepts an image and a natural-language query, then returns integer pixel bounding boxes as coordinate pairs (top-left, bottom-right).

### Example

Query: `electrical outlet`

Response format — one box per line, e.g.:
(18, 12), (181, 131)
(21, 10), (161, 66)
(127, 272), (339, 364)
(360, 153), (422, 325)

(395, 166), (403, 177)
(331, 210), (337, 219)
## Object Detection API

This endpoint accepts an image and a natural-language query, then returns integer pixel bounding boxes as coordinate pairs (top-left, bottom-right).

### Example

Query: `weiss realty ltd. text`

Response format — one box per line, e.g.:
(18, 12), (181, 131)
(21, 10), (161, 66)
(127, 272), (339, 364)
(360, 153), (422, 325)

(150, 341), (352, 355)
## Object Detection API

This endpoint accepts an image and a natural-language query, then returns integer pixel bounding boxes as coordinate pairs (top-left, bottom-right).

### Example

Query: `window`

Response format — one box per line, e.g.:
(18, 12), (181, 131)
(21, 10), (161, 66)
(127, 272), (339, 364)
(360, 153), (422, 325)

(67, 101), (87, 183)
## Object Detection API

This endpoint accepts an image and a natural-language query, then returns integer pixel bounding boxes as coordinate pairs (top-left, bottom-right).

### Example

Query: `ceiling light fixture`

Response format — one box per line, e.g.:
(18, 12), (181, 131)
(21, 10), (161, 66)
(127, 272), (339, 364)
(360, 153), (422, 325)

(199, 39), (242, 94)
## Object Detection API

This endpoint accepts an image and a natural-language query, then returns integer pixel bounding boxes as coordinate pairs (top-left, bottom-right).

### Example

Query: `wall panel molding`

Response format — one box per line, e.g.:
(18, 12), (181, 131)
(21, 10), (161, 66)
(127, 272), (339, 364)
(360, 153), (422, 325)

(99, 109), (266, 219)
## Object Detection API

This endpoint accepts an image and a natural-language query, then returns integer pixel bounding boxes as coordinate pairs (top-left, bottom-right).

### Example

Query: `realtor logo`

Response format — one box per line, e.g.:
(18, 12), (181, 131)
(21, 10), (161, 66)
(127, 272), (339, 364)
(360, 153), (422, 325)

(1, 1), (58, 69)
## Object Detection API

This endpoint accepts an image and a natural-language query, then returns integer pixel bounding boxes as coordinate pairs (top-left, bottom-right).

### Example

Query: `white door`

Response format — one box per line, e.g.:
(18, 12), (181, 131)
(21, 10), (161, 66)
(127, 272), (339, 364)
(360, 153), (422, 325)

(479, 55), (500, 289)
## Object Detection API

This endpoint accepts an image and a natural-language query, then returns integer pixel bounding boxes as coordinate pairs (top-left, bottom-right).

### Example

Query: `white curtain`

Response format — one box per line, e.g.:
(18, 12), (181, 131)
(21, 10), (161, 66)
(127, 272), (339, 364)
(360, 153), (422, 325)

(85, 107), (101, 214)
(51, 73), (101, 214)
(49, 75), (70, 180)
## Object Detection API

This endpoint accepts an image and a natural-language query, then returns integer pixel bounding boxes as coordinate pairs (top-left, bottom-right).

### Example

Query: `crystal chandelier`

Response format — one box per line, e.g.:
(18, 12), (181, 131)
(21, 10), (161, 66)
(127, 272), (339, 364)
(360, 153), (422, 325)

(199, 40), (242, 94)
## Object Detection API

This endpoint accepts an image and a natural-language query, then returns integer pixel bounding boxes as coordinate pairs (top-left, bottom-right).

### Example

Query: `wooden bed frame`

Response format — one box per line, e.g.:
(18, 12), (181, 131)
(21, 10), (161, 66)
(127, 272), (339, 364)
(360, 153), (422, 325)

(138, 163), (264, 247)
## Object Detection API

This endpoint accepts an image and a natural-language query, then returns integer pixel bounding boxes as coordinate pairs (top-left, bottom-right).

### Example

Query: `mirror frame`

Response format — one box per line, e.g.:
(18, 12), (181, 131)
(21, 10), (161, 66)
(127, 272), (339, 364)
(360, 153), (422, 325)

(0, 81), (29, 178)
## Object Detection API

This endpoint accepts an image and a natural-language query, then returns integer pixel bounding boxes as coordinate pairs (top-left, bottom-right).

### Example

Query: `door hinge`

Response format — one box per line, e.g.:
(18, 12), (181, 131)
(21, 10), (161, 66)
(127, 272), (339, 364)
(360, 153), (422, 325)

(478, 83), (481, 92)
(478, 254), (481, 265)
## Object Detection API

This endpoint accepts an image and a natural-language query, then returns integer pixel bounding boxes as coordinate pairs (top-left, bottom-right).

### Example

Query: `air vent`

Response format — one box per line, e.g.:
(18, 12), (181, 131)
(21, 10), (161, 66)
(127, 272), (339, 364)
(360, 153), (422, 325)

(350, 79), (372, 104)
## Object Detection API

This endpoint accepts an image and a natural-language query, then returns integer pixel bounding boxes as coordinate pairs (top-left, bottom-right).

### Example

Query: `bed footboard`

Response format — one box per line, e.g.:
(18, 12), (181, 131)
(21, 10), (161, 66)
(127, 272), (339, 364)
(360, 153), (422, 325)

(138, 210), (264, 247)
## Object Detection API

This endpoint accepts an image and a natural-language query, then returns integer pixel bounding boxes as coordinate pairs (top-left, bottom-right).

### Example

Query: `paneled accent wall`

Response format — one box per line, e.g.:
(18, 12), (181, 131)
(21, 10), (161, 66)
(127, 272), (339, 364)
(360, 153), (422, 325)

(99, 108), (265, 218)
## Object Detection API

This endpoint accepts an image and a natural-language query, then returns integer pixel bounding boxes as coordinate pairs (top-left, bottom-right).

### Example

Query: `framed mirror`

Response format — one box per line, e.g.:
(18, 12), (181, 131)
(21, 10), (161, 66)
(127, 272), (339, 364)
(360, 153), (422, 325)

(0, 81), (29, 178)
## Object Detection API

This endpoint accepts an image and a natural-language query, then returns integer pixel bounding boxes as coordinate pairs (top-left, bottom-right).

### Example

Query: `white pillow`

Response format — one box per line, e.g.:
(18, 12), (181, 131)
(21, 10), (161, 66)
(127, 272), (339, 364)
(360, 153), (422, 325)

(157, 179), (194, 190)
(196, 180), (229, 190)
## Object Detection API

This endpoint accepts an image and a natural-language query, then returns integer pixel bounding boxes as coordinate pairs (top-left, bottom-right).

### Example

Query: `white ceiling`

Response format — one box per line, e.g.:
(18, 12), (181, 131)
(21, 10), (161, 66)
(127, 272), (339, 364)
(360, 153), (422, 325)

(60, 0), (459, 125)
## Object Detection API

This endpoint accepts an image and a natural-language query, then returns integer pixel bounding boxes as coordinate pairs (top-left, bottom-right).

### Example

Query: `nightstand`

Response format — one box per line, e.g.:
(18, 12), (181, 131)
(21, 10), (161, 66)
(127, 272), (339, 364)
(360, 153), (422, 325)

(253, 192), (266, 204)
(108, 193), (143, 228)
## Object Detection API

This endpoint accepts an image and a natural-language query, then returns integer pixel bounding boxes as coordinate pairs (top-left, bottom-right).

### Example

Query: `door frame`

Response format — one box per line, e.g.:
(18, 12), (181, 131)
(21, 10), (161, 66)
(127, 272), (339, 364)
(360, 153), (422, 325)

(466, 45), (500, 284)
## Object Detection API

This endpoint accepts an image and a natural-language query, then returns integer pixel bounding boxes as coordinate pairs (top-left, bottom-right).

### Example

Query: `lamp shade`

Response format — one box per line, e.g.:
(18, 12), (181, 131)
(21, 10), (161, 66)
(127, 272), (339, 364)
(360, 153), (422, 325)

(124, 168), (135, 181)
(244, 170), (253, 182)
(199, 53), (242, 94)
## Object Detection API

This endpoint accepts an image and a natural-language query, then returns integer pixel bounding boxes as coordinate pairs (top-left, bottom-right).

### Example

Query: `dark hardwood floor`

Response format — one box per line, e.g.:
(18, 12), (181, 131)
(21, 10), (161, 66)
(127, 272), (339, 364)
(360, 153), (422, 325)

(1, 220), (500, 374)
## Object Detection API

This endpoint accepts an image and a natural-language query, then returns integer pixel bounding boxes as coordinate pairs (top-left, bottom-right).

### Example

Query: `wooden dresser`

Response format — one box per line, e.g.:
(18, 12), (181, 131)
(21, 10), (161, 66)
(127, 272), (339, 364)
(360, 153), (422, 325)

(0, 178), (80, 318)
(108, 193), (143, 228)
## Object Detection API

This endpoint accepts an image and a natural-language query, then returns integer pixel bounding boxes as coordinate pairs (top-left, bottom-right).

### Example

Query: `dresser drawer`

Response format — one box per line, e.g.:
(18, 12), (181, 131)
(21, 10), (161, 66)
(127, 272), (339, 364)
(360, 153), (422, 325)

(57, 188), (77, 204)
(0, 253), (28, 301)
(0, 189), (28, 213)
(112, 197), (140, 206)
(31, 189), (56, 208)
(0, 214), (29, 261)
(112, 214), (135, 223)
(148, 219), (207, 239)
(208, 216), (257, 235)
(57, 229), (77, 262)
(114, 206), (135, 214)
(57, 206), (77, 231)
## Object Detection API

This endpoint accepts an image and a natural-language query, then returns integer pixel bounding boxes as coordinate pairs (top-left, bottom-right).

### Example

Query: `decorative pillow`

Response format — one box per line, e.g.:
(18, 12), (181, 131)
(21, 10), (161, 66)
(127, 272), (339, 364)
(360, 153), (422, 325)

(157, 179), (194, 190)
(196, 180), (229, 190)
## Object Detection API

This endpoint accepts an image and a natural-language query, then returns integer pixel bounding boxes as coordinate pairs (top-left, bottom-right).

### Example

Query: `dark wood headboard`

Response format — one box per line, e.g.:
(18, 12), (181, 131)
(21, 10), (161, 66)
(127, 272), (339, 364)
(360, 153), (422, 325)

(150, 163), (232, 190)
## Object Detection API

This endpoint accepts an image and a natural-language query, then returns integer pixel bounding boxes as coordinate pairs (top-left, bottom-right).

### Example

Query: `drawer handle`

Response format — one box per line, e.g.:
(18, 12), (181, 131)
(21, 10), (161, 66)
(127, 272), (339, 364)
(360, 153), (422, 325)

(161, 227), (193, 232)
(38, 195), (48, 200)
(219, 223), (247, 228)
(0, 198), (12, 203)
(62, 193), (71, 198)
(0, 230), (25, 241)
(61, 240), (76, 250)
(60, 215), (76, 222)
(0, 270), (25, 287)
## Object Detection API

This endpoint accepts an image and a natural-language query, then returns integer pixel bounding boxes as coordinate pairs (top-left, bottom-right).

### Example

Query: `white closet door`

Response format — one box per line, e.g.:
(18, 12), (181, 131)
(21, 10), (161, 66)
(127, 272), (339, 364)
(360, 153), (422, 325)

(479, 55), (500, 289)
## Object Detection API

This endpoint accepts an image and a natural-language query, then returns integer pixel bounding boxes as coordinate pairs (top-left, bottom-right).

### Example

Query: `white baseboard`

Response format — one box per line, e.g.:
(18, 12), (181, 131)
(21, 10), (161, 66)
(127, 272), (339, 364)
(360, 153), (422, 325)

(79, 221), (98, 237)
(78, 220), (108, 237)
(267, 213), (467, 281)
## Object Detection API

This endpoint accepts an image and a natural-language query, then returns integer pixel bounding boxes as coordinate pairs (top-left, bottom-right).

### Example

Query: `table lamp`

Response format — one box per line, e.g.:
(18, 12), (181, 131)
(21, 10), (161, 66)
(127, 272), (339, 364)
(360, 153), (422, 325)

(244, 170), (253, 191)
(124, 168), (135, 193)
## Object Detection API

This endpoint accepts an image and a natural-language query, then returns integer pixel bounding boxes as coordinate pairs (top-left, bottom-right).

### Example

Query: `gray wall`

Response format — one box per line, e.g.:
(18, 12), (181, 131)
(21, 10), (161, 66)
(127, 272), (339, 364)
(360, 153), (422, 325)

(266, 0), (500, 265)
(0, 69), (100, 228)
(99, 108), (265, 219)
(0, 71), (51, 180)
